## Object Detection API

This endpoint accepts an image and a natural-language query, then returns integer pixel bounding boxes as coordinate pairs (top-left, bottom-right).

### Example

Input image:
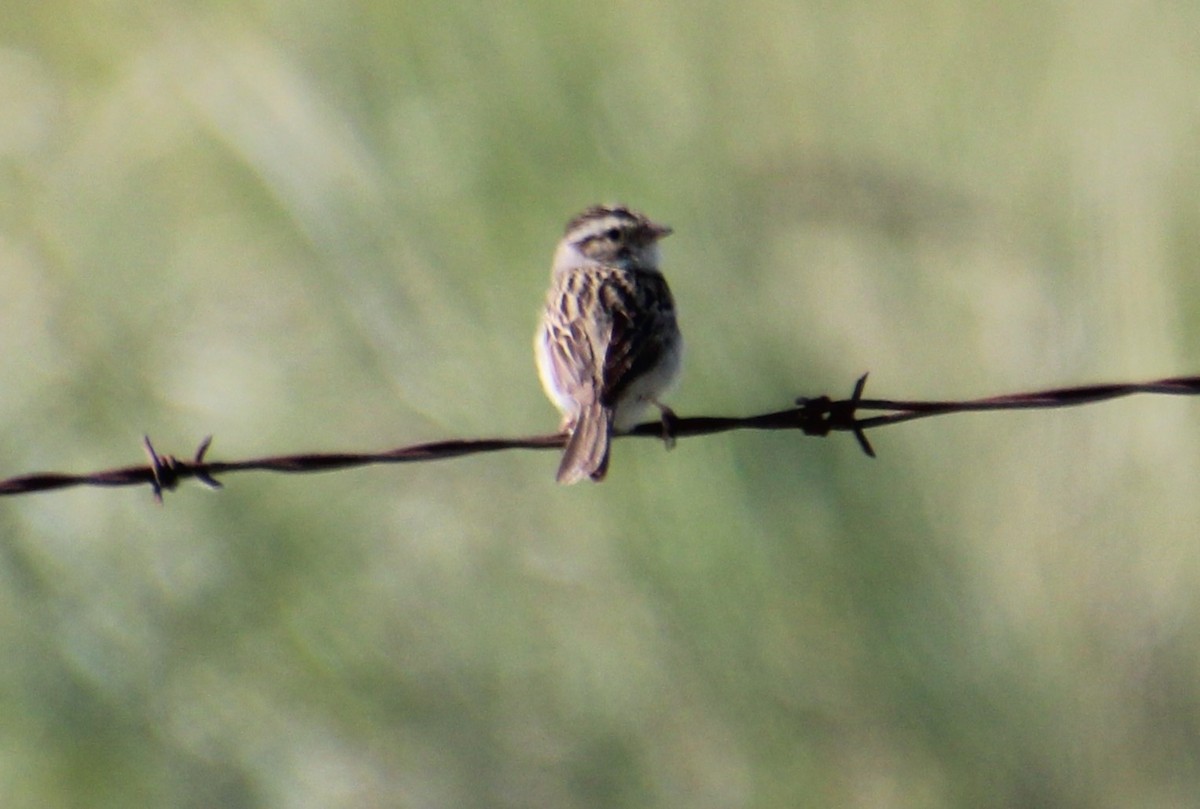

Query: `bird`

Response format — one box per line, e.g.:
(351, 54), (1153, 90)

(534, 204), (682, 483)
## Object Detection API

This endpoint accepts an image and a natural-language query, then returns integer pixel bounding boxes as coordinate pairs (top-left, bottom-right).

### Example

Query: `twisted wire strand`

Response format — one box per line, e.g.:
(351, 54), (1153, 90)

(2, 374), (1196, 500)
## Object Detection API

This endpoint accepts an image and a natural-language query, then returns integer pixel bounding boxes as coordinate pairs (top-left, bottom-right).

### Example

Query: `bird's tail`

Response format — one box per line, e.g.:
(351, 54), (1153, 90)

(556, 401), (612, 484)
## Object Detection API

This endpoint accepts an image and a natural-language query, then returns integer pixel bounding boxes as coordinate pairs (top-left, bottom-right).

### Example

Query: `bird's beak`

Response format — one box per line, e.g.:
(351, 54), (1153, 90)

(649, 222), (673, 240)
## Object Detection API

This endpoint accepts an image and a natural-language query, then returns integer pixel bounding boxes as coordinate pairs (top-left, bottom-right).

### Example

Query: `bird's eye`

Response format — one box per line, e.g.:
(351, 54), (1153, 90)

(604, 228), (621, 241)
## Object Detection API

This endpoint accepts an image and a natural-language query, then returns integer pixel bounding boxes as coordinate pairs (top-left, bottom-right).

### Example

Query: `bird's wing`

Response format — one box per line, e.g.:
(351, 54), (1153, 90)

(598, 271), (676, 407)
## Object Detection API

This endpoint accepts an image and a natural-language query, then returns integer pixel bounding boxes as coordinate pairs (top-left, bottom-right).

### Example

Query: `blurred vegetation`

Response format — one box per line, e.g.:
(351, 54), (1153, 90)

(3, 1), (1200, 807)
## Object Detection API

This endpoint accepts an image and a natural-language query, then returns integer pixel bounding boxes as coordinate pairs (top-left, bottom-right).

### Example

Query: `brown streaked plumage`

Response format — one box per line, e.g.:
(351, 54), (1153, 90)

(535, 205), (682, 483)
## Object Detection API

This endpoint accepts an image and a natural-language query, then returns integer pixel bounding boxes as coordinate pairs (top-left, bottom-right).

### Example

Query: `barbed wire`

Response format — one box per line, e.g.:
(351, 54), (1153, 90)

(2, 373), (1198, 501)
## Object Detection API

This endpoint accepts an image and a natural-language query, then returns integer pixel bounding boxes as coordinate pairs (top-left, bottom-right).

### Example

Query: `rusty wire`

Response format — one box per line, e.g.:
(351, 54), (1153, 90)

(2, 373), (1198, 501)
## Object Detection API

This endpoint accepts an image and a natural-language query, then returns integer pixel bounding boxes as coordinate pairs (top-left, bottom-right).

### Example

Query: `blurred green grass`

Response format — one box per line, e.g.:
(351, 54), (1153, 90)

(3, 2), (1200, 807)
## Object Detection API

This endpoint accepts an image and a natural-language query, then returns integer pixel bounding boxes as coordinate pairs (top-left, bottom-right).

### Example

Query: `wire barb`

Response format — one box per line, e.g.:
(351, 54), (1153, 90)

(192, 435), (223, 490)
(847, 373), (875, 457)
(0, 373), (1197, 499)
(142, 435), (180, 503)
(794, 374), (874, 456)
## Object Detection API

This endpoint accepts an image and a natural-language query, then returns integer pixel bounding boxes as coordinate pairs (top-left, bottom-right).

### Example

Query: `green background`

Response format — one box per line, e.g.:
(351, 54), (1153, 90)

(4, 2), (1200, 807)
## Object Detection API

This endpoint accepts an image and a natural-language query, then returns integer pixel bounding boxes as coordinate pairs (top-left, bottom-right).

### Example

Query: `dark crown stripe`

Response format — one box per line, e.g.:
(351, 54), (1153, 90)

(564, 204), (641, 235)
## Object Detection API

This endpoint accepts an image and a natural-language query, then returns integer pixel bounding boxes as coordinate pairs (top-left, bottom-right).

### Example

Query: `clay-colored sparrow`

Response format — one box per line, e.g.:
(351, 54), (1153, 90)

(535, 205), (682, 483)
